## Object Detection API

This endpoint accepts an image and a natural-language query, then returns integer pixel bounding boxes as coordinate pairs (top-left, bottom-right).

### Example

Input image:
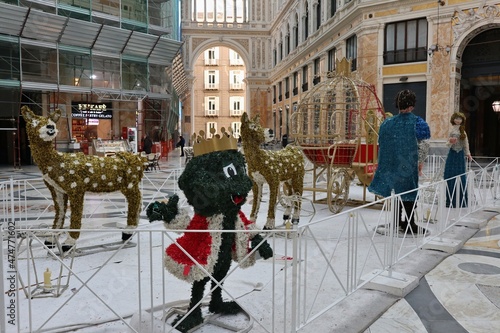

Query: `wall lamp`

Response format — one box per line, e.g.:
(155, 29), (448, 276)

(492, 101), (500, 112)
(428, 44), (451, 56)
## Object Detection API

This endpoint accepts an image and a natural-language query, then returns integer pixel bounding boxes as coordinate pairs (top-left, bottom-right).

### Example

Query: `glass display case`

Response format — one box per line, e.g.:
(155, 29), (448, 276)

(72, 119), (86, 142)
(92, 139), (131, 156)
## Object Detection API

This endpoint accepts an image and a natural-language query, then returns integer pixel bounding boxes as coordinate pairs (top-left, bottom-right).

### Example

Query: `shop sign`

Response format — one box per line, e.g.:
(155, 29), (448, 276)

(72, 103), (113, 119)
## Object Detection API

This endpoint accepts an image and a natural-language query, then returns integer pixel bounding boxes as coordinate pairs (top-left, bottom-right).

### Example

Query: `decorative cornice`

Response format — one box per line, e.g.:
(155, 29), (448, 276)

(452, 3), (500, 42)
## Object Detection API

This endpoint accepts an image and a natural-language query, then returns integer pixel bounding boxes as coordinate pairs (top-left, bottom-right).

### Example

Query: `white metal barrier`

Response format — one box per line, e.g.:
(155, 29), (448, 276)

(1, 162), (499, 333)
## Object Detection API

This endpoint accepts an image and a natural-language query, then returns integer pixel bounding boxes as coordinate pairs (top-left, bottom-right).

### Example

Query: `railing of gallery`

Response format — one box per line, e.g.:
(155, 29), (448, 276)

(0, 161), (499, 332)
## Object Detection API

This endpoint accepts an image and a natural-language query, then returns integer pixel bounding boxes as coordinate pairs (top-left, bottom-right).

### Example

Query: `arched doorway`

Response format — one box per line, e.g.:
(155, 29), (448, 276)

(460, 28), (500, 157)
(189, 45), (247, 140)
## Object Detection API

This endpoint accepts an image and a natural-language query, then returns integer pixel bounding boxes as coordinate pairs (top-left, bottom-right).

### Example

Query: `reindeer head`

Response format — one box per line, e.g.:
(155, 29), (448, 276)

(240, 112), (265, 145)
(21, 106), (61, 143)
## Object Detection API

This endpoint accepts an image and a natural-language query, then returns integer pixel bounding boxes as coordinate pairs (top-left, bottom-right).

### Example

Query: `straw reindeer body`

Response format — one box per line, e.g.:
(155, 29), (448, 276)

(240, 112), (304, 229)
(21, 106), (147, 249)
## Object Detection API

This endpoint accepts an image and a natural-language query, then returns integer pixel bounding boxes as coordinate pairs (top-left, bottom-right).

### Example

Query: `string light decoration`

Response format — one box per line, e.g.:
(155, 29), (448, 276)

(290, 58), (385, 213)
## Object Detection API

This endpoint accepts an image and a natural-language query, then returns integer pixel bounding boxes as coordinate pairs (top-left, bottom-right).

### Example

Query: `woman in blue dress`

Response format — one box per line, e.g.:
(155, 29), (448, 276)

(443, 112), (471, 207)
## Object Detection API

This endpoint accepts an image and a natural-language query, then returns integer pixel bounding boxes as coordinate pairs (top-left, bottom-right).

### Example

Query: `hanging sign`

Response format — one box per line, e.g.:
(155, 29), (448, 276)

(72, 102), (113, 119)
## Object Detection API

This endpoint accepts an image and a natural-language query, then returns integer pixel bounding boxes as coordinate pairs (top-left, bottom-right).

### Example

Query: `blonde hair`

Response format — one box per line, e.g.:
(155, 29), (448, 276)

(450, 112), (466, 140)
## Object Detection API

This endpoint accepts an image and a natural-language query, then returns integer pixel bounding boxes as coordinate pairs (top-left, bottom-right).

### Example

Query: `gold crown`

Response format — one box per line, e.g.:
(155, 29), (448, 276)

(192, 127), (238, 157)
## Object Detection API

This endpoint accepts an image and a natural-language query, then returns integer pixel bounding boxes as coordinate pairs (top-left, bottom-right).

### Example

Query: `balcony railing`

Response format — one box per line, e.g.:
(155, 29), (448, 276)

(205, 59), (219, 66)
(205, 109), (219, 116)
(205, 83), (219, 90)
(230, 83), (243, 90)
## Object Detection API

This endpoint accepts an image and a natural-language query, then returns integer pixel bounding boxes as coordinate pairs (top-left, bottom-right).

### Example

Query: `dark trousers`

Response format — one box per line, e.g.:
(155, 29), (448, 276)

(397, 201), (416, 230)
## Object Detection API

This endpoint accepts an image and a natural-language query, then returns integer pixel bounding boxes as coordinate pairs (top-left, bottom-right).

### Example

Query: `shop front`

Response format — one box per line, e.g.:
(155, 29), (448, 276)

(70, 101), (134, 155)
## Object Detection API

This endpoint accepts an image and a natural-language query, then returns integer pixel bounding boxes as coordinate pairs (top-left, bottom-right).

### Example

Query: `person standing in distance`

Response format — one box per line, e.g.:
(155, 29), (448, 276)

(176, 135), (185, 157)
(368, 89), (431, 234)
(143, 133), (153, 154)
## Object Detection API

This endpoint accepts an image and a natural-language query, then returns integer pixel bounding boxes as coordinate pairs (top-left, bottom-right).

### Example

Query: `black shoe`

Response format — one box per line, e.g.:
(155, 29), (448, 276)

(399, 222), (408, 232)
(409, 223), (430, 235)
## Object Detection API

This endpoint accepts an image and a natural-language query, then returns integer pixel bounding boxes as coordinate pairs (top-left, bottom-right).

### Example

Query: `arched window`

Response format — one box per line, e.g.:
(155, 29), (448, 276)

(278, 32), (283, 62)
(294, 14), (299, 49)
(346, 35), (357, 71)
(304, 1), (309, 41)
(286, 24), (290, 56)
(273, 38), (278, 67)
(316, 0), (321, 30)
(330, 0), (336, 17)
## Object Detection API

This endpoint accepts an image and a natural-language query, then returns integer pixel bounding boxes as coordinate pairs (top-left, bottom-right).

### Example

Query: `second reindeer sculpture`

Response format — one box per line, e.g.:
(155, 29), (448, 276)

(240, 112), (304, 229)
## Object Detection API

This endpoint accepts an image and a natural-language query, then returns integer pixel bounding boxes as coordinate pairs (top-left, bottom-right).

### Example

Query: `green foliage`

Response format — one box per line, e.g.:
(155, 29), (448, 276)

(179, 150), (252, 216)
(251, 234), (273, 259)
(146, 195), (179, 223)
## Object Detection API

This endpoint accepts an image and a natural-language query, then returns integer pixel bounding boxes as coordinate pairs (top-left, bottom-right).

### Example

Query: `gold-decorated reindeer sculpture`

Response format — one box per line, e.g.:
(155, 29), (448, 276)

(240, 112), (305, 229)
(21, 106), (147, 251)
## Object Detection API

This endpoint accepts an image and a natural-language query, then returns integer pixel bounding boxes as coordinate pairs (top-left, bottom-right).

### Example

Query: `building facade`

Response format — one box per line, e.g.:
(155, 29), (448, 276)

(181, 0), (500, 157)
(0, 0), (183, 166)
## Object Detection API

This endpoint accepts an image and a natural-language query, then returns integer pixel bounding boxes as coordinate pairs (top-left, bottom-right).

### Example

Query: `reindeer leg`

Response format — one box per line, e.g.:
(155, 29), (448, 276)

(250, 181), (262, 221)
(264, 179), (278, 230)
(291, 175), (304, 224)
(64, 193), (84, 252)
(44, 185), (67, 248)
(282, 180), (292, 221)
(121, 185), (141, 242)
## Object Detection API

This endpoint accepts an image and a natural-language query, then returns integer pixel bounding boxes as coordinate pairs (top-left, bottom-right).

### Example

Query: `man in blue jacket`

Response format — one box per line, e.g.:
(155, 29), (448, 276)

(369, 89), (430, 234)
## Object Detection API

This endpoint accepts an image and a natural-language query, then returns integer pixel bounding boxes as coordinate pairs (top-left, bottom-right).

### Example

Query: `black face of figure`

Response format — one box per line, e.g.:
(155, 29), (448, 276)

(178, 150), (253, 217)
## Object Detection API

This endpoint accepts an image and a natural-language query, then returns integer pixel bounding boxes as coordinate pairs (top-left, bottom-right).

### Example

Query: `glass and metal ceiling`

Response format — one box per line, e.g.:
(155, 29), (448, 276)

(0, 2), (182, 65)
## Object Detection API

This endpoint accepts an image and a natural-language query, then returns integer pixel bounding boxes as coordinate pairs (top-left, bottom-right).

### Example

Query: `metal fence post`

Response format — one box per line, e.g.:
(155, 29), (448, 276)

(0, 222), (5, 333)
(386, 190), (397, 275)
(437, 180), (447, 234)
(291, 223), (299, 332)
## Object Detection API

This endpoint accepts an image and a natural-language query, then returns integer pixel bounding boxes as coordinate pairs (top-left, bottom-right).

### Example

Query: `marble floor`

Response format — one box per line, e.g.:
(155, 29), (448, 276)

(1, 149), (500, 333)
(365, 215), (500, 333)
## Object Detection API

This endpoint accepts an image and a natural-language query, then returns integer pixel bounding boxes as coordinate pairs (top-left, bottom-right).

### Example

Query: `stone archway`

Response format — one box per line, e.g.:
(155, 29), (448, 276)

(457, 27), (500, 157)
(185, 41), (251, 139)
